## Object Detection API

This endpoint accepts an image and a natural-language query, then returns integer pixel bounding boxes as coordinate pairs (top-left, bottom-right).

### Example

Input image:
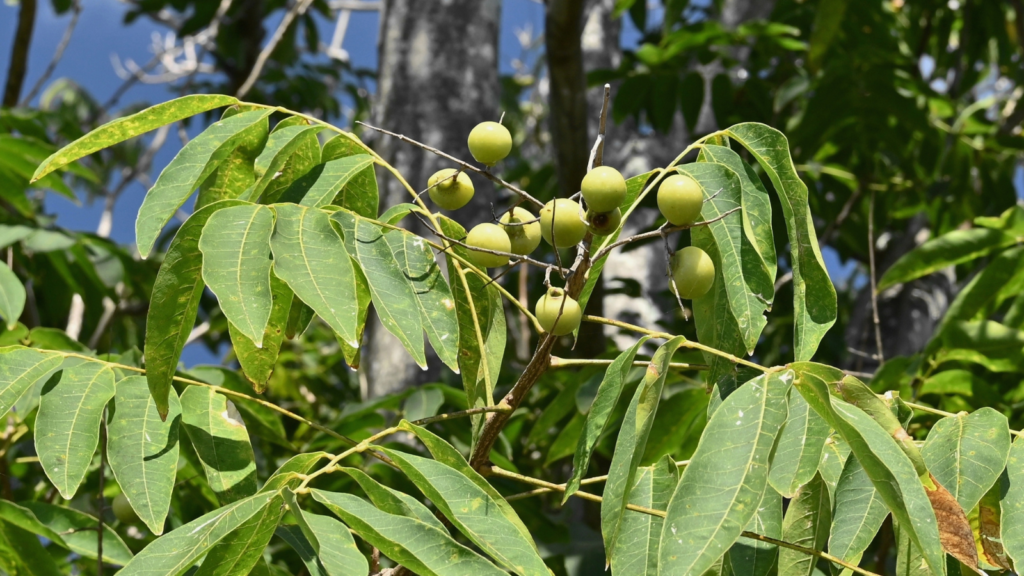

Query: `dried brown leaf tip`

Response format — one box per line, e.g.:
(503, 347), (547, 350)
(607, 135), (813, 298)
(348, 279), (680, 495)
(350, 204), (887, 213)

(924, 472), (982, 573)
(971, 483), (1014, 571)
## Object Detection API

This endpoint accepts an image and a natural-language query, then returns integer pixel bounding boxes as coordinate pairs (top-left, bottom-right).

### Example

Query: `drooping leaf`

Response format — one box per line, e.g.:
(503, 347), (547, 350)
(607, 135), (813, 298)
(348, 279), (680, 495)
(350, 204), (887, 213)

(36, 361), (116, 499)
(792, 362), (945, 574)
(437, 216), (504, 429)
(818, 435), (852, 502)
(922, 408), (1011, 513)
(283, 489), (367, 576)
(768, 387), (830, 497)
(280, 155), (375, 209)
(878, 228), (1019, 291)
(723, 122), (837, 361)
(576, 171), (657, 319)
(778, 472), (831, 576)
(321, 133), (379, 217)
(271, 203), (359, 347)
(251, 124), (323, 203)
(338, 467), (447, 531)
(0, 262), (25, 330)
(106, 376), (181, 535)
(196, 106), (270, 209)
(1001, 437), (1024, 567)
(136, 109), (274, 258)
(194, 492), (285, 576)
(117, 491), (277, 576)
(610, 455), (680, 575)
(681, 160), (772, 353)
(32, 94), (239, 182)
(145, 199), (248, 419)
(0, 520), (62, 576)
(380, 447), (550, 575)
(187, 366), (292, 450)
(198, 203), (276, 346)
(971, 474), (1012, 571)
(179, 386), (258, 503)
(565, 337), (650, 502)
(828, 455), (889, 570)
(228, 272), (293, 392)
(658, 369), (792, 575)
(728, 486), (782, 576)
(312, 490), (506, 576)
(934, 320), (1024, 373)
(276, 525), (330, 576)
(21, 502), (134, 565)
(698, 144), (776, 282)
(0, 346), (62, 420)
(603, 337), (687, 558)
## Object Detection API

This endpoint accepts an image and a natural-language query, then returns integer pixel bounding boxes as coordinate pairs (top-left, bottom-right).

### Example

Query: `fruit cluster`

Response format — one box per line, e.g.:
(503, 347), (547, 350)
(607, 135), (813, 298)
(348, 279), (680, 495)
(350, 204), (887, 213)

(424, 121), (717, 336)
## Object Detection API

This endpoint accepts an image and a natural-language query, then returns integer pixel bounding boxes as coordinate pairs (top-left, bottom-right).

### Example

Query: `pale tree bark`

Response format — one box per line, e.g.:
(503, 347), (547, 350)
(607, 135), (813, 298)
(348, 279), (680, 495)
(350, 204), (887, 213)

(362, 0), (501, 398)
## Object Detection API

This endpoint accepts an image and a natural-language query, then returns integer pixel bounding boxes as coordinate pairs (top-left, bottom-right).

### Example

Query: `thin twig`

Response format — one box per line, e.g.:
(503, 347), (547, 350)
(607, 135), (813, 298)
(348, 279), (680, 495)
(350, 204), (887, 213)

(903, 400), (1024, 438)
(549, 356), (707, 370)
(486, 466), (881, 576)
(504, 459), (690, 501)
(21, 0), (81, 105)
(868, 189), (884, 363)
(592, 207), (742, 262)
(357, 121), (545, 209)
(236, 0), (316, 98)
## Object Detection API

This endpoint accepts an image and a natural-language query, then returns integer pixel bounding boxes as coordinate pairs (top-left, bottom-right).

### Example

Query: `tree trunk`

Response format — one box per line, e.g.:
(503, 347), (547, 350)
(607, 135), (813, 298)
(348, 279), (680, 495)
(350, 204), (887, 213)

(4, 0), (36, 108)
(546, 0), (589, 198)
(363, 0), (501, 398)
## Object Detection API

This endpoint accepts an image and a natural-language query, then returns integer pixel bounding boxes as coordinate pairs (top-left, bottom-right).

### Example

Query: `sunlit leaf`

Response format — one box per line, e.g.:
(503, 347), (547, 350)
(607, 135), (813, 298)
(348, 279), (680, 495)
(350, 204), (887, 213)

(0, 262), (25, 330)
(179, 386), (258, 504)
(728, 486), (781, 576)
(196, 106), (269, 210)
(828, 455), (888, 570)
(0, 346), (62, 421)
(321, 134), (379, 218)
(610, 455), (679, 575)
(768, 387), (830, 498)
(228, 272), (293, 392)
(879, 228), (1018, 291)
(778, 472), (831, 576)
(251, 124), (323, 203)
(194, 492), (285, 576)
(21, 502), (134, 565)
(283, 489), (367, 576)
(922, 408), (1011, 514)
(279, 155), (375, 209)
(1000, 437), (1024, 567)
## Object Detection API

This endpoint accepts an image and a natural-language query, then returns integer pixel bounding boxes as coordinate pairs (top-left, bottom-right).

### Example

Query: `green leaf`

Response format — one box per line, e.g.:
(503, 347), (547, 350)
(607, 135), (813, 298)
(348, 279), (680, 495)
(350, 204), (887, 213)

(0, 346), (62, 420)
(106, 376), (181, 535)
(118, 491), (278, 576)
(339, 467), (447, 530)
(658, 369), (793, 575)
(698, 144), (777, 282)
(878, 228), (1019, 291)
(394, 421), (539, 555)
(20, 502), (134, 565)
(818, 436), (851, 502)
(136, 109), (274, 258)
(921, 408), (1011, 513)
(281, 155), (375, 209)
(934, 320), (1024, 373)
(723, 122), (837, 361)
(380, 203), (418, 225)
(577, 171), (657, 318)
(792, 362), (945, 574)
(179, 386), (258, 503)
(251, 124), (323, 203)
(610, 455), (680, 575)
(311, 490), (507, 576)
(283, 489), (367, 576)
(145, 199), (249, 419)
(641, 388), (710, 465)
(321, 134), (379, 217)
(565, 338), (649, 502)
(1001, 436), (1024, 567)
(933, 246), (1024, 338)
(437, 216), (504, 426)
(894, 521), (934, 576)
(602, 337), (687, 558)
(0, 521), (62, 576)
(728, 486), (782, 576)
(187, 366), (292, 450)
(828, 455), (889, 570)
(276, 525), (330, 576)
(380, 447), (549, 575)
(331, 210), (425, 366)
(682, 160), (772, 353)
(768, 387), (830, 497)
(36, 361), (115, 499)
(0, 262), (25, 330)
(972, 473), (1013, 571)
(403, 386), (445, 422)
(261, 452), (328, 493)
(778, 472), (831, 576)
(196, 107), (270, 210)
(198, 203), (276, 346)
(228, 272), (293, 392)
(32, 94), (239, 182)
(194, 492), (286, 576)
(270, 203), (360, 347)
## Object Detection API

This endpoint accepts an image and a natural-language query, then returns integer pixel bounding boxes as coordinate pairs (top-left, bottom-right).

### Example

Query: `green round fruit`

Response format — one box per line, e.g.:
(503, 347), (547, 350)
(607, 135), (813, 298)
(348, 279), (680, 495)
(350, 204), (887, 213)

(658, 174), (703, 226)
(112, 493), (139, 525)
(467, 121), (512, 166)
(535, 287), (583, 336)
(586, 208), (622, 236)
(500, 207), (542, 255)
(670, 246), (715, 300)
(427, 169), (475, 210)
(466, 223), (512, 268)
(539, 199), (587, 248)
(581, 166), (627, 213)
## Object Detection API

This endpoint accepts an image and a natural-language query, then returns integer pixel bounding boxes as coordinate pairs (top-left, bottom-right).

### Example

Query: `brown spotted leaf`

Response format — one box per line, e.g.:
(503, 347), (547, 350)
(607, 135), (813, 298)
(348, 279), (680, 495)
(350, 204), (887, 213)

(924, 472), (982, 573)
(970, 475), (1013, 571)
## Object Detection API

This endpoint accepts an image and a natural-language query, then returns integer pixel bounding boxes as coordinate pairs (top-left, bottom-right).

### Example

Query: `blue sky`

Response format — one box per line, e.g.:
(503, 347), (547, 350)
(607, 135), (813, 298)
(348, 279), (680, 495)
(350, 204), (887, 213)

(1, 0), (856, 364)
